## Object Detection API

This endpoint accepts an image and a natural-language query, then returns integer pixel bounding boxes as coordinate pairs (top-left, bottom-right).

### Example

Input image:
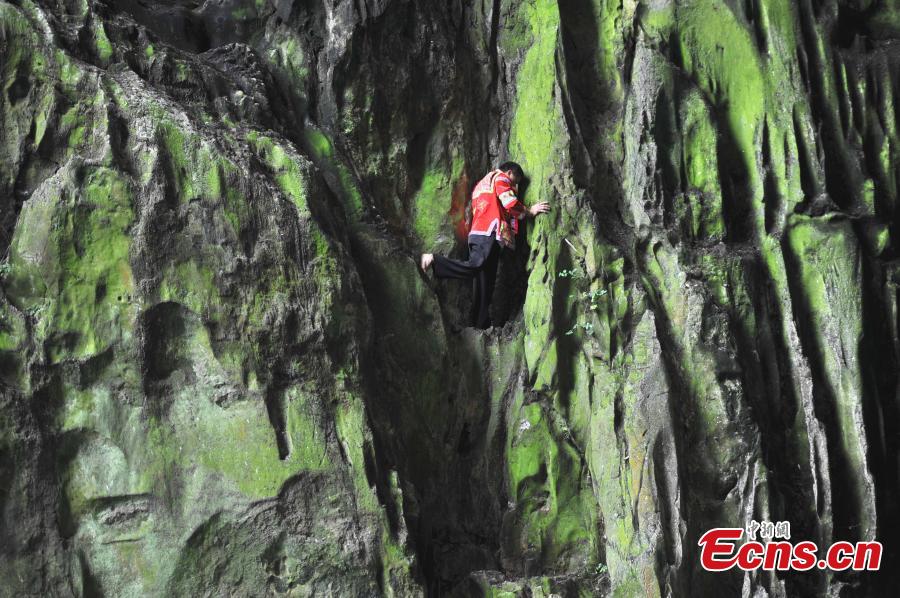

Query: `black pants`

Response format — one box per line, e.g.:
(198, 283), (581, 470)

(432, 235), (501, 329)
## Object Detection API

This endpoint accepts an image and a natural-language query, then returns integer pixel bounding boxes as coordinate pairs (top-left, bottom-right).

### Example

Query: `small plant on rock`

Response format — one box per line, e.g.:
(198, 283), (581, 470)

(557, 244), (606, 337)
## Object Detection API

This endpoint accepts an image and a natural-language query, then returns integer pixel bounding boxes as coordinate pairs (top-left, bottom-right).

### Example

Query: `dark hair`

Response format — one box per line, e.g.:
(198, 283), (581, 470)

(498, 161), (524, 181)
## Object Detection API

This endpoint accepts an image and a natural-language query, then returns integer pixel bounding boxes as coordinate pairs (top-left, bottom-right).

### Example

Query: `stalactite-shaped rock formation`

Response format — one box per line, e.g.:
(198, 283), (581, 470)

(1, 0), (899, 596)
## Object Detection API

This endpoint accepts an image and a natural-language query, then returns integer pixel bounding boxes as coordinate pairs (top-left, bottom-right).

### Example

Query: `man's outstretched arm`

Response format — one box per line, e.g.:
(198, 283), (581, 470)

(496, 175), (550, 219)
(507, 202), (550, 219)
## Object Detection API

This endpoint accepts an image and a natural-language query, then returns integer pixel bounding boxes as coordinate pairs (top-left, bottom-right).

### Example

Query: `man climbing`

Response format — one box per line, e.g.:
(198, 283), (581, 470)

(420, 161), (550, 329)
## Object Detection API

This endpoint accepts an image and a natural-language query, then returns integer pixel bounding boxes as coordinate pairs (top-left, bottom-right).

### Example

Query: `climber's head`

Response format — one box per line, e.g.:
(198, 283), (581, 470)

(498, 161), (524, 186)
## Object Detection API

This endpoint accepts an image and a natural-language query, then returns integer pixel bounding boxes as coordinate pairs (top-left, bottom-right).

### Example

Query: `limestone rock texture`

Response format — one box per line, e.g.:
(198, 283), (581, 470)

(1, 0), (899, 596)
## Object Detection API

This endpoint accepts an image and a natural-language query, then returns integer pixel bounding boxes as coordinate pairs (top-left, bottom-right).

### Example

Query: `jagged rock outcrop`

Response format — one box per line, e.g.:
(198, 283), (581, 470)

(1, 0), (898, 596)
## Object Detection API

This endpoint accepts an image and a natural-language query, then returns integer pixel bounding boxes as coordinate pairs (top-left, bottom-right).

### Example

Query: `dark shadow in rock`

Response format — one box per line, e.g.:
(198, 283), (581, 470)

(727, 256), (827, 596)
(710, 106), (757, 244)
(54, 428), (94, 539)
(791, 104), (823, 203)
(638, 249), (747, 597)
(855, 230), (900, 593)
(264, 384), (291, 461)
(349, 229), (503, 592)
(166, 511), (230, 594)
(652, 430), (678, 594)
(167, 472), (379, 595)
(550, 239), (576, 412)
(0, 348), (22, 386)
(106, 105), (136, 180)
(78, 549), (105, 598)
(761, 117), (784, 235)
(78, 347), (115, 389)
(833, 2), (874, 49)
(0, 436), (11, 534)
(493, 176), (532, 328)
(558, 0), (606, 184)
(88, 493), (152, 528)
(107, 0), (213, 53)
(795, 0), (863, 211)
(361, 437), (404, 541)
(780, 227), (865, 545)
(3, 130), (60, 256)
(662, 38), (759, 245)
(654, 86), (681, 230)
(6, 69), (30, 106)
(140, 302), (201, 415)
(141, 302), (192, 381)
(558, 0), (634, 257)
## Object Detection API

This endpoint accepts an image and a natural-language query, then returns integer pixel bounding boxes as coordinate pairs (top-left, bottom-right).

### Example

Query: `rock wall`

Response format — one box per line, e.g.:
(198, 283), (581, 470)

(1, 0), (898, 596)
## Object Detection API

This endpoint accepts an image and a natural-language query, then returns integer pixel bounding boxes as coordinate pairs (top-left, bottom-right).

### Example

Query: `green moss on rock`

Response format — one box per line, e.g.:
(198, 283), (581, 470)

(6, 167), (135, 362)
(413, 155), (464, 248)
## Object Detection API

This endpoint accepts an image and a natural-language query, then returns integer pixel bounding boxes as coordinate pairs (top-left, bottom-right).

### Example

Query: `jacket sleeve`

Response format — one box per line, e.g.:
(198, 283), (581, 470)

(494, 174), (524, 213)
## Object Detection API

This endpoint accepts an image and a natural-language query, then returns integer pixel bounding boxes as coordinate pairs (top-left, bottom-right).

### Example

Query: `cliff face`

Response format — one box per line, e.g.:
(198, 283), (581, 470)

(1, 0), (899, 596)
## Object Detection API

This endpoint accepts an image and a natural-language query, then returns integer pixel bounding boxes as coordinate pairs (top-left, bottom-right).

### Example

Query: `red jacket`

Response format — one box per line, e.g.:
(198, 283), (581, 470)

(468, 169), (523, 241)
